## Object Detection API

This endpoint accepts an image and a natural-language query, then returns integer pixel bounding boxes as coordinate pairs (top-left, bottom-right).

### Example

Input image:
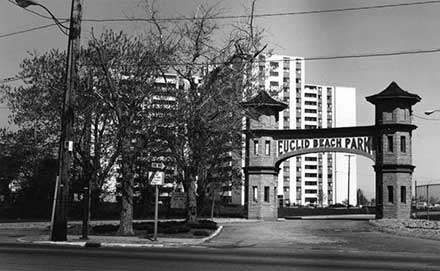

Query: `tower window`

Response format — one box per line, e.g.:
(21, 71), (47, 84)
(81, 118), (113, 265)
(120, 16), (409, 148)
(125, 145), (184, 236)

(400, 186), (406, 203)
(254, 140), (259, 155)
(264, 186), (270, 202)
(400, 136), (406, 153)
(265, 140), (271, 156)
(388, 186), (394, 203)
(253, 186), (258, 202)
(387, 135), (394, 152)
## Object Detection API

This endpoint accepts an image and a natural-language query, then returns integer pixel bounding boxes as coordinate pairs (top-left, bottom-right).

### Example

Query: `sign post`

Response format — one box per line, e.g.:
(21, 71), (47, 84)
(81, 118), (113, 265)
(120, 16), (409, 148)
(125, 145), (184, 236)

(149, 162), (165, 241)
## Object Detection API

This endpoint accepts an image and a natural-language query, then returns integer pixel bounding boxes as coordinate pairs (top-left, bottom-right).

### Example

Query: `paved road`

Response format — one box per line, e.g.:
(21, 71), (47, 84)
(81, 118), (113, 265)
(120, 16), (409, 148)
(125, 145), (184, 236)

(204, 219), (440, 254)
(0, 243), (439, 271)
(1, 219), (440, 270)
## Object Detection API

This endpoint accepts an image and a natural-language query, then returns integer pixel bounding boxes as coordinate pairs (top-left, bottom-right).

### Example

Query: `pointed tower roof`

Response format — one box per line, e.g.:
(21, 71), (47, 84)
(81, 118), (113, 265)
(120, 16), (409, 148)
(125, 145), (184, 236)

(241, 91), (288, 112)
(366, 81), (421, 105)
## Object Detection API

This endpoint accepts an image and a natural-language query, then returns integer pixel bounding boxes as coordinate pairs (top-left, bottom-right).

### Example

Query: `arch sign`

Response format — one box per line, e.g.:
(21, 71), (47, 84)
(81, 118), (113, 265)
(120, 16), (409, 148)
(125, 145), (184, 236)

(242, 82), (420, 220)
(277, 136), (374, 161)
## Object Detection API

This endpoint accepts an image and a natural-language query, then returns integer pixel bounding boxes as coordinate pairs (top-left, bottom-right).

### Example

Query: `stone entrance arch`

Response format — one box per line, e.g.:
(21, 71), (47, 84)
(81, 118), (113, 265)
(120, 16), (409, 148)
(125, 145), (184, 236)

(242, 82), (420, 220)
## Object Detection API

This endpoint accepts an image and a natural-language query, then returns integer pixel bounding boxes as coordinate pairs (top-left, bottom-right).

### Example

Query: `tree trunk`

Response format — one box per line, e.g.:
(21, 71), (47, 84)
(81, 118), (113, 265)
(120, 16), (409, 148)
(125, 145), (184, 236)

(118, 137), (134, 235)
(210, 192), (216, 219)
(187, 179), (198, 223)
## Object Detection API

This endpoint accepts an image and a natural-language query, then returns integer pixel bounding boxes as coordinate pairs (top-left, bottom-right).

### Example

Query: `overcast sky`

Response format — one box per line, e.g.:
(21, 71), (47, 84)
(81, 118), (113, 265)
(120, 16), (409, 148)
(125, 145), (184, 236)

(2, 0), (440, 199)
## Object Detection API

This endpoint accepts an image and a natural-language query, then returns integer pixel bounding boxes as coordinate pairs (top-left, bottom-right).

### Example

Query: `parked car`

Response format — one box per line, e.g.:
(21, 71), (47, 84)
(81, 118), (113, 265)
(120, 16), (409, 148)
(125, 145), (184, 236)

(416, 202), (428, 209)
(329, 203), (346, 208)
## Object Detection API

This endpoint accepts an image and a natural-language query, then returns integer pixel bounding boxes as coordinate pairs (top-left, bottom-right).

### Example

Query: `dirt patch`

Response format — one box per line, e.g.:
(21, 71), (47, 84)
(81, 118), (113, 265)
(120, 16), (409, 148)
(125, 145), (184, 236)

(370, 219), (440, 241)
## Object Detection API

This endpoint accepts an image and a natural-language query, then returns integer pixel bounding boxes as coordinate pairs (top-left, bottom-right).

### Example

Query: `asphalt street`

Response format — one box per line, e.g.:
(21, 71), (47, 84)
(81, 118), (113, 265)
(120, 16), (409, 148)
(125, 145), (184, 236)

(0, 219), (439, 270)
(203, 219), (440, 254)
(0, 243), (439, 271)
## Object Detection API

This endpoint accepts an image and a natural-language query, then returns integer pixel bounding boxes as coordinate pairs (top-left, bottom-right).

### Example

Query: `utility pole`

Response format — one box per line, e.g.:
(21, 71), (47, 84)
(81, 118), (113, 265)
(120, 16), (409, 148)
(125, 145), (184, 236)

(51, 0), (83, 241)
(427, 184), (430, 221)
(345, 154), (354, 209)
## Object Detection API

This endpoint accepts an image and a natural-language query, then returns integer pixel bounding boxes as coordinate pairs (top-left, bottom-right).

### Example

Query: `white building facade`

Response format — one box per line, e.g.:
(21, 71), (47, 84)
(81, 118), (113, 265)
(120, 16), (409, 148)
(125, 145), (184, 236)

(256, 54), (357, 206)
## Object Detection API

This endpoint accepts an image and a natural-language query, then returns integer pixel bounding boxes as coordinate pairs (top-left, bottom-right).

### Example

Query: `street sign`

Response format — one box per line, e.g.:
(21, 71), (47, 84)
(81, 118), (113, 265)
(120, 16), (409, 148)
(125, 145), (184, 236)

(149, 171), (165, 186)
(151, 162), (166, 170)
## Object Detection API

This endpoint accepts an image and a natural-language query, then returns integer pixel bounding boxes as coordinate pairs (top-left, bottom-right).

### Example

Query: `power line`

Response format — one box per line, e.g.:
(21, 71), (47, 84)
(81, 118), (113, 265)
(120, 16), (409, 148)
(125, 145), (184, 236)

(0, 76), (25, 84)
(0, 21), (68, 38)
(414, 114), (440, 121)
(78, 0), (440, 22)
(3, 45), (440, 83)
(3, 0), (440, 39)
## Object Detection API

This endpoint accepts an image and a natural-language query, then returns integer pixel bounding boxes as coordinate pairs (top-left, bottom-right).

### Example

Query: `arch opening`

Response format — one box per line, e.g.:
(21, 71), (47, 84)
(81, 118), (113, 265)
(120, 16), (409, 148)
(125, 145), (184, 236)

(275, 147), (375, 168)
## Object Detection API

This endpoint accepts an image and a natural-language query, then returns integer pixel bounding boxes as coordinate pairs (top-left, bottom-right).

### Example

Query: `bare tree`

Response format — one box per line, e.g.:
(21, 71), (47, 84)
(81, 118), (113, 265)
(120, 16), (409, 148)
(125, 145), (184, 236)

(88, 29), (173, 235)
(141, 0), (267, 222)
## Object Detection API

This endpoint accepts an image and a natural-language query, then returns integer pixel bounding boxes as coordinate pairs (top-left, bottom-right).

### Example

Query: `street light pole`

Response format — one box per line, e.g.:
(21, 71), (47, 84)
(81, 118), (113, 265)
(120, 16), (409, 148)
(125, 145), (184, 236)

(425, 109), (440, 116)
(15, 0), (83, 242)
(345, 154), (354, 208)
(51, 0), (83, 241)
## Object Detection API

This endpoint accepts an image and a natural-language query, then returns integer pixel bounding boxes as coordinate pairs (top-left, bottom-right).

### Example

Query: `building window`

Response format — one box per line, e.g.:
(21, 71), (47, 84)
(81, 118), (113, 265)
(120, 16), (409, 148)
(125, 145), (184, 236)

(304, 93), (317, 98)
(253, 186), (258, 202)
(305, 109), (317, 113)
(305, 181), (317, 185)
(388, 186), (394, 203)
(305, 165), (317, 169)
(384, 112), (392, 121)
(305, 157), (317, 161)
(305, 117), (317, 121)
(400, 186), (406, 203)
(254, 140), (259, 155)
(305, 189), (317, 194)
(264, 186), (270, 202)
(387, 135), (393, 152)
(305, 101), (317, 106)
(305, 173), (317, 177)
(265, 140), (271, 156)
(400, 136), (406, 153)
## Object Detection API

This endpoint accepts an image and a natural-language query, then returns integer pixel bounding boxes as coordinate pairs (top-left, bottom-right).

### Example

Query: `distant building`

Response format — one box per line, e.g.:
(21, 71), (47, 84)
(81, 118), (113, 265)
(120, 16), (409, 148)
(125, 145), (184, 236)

(239, 54), (357, 206)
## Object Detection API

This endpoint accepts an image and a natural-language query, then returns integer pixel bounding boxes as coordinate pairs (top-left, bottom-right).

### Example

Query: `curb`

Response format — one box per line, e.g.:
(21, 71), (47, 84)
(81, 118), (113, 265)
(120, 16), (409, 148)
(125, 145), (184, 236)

(30, 225), (224, 248)
(200, 225), (223, 243)
(284, 214), (375, 220)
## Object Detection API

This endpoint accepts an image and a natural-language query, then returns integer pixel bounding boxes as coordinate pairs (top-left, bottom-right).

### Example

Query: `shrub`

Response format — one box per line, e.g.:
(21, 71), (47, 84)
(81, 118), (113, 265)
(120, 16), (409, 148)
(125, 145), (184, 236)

(92, 224), (119, 234)
(193, 230), (210, 237)
(188, 220), (218, 230)
(161, 225), (191, 234)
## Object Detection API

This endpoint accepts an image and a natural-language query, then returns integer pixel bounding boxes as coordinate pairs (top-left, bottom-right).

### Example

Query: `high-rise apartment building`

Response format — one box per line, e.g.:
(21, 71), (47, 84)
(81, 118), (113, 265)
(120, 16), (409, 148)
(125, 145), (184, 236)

(254, 54), (357, 206)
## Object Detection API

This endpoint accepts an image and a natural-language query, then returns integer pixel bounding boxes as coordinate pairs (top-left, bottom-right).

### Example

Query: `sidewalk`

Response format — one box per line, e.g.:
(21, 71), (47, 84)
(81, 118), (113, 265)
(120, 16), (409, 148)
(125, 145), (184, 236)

(284, 214), (375, 220)
(20, 227), (223, 248)
(0, 218), (257, 248)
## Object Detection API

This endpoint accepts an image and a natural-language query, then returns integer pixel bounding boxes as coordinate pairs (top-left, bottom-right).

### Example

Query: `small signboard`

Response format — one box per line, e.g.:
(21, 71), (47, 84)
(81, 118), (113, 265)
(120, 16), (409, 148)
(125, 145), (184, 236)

(149, 171), (165, 186)
(170, 192), (187, 209)
(151, 162), (165, 170)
